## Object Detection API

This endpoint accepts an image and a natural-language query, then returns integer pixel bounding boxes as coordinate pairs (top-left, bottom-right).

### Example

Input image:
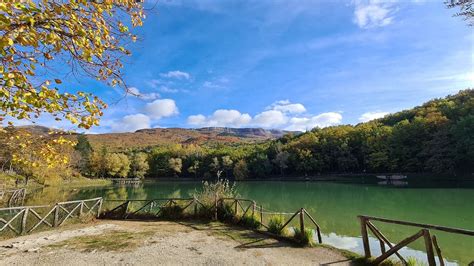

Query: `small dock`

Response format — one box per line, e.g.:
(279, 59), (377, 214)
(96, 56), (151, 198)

(108, 178), (142, 185)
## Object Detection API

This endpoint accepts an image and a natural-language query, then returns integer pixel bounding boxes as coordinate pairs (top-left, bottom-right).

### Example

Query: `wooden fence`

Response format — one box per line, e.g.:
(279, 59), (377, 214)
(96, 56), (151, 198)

(219, 198), (323, 243)
(359, 215), (474, 266)
(0, 197), (103, 236)
(101, 197), (323, 244)
(101, 197), (209, 219)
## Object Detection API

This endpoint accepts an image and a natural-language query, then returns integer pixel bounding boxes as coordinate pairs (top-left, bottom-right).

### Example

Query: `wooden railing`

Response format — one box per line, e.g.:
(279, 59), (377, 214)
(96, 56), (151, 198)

(101, 197), (209, 219)
(0, 197), (103, 236)
(359, 215), (474, 266)
(219, 198), (322, 243)
(102, 197), (323, 244)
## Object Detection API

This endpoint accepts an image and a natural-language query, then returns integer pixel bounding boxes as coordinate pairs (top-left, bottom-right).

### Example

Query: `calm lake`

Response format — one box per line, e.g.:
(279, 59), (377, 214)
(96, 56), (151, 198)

(24, 180), (474, 265)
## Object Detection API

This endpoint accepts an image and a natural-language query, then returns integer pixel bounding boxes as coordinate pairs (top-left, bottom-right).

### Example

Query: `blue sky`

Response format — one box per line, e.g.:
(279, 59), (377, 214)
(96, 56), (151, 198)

(22, 0), (474, 132)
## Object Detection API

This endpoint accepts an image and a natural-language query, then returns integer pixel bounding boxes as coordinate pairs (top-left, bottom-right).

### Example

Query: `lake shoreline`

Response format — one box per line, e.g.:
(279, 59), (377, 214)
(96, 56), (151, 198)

(143, 173), (474, 183)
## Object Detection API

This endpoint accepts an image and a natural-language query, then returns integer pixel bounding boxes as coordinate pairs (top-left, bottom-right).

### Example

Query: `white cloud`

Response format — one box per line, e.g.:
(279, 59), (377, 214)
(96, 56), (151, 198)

(353, 0), (396, 29)
(202, 77), (230, 90)
(160, 70), (191, 80)
(147, 79), (162, 89)
(111, 114), (151, 133)
(127, 87), (160, 101)
(145, 99), (179, 119)
(285, 112), (343, 131)
(187, 114), (207, 125)
(359, 111), (389, 122)
(267, 100), (306, 114)
(187, 109), (251, 127)
(159, 86), (179, 93)
(430, 72), (474, 82)
(253, 110), (288, 128)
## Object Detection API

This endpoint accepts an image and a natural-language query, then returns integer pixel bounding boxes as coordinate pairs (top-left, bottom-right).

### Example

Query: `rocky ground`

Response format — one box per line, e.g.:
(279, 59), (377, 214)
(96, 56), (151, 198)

(0, 220), (353, 265)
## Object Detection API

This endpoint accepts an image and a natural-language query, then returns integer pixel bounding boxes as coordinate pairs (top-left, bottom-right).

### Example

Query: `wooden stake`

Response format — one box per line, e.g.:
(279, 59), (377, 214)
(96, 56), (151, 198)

(20, 208), (29, 235)
(53, 205), (60, 227)
(432, 235), (445, 266)
(299, 208), (305, 233)
(359, 216), (371, 258)
(423, 229), (436, 266)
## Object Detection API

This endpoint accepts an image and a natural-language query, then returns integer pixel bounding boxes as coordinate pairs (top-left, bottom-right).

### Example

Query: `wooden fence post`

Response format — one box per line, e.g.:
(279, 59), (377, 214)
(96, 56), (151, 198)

(259, 205), (263, 224)
(123, 201), (130, 219)
(423, 229), (436, 266)
(359, 216), (371, 258)
(234, 200), (238, 216)
(97, 198), (103, 218)
(214, 194), (218, 221)
(299, 208), (305, 233)
(79, 202), (84, 217)
(252, 201), (256, 217)
(432, 235), (445, 266)
(21, 208), (29, 235)
(193, 199), (197, 217)
(53, 204), (60, 227)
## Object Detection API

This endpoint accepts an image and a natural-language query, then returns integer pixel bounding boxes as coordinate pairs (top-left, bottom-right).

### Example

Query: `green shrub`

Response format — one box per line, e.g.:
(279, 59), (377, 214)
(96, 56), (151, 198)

(159, 205), (184, 219)
(218, 203), (237, 223)
(293, 227), (315, 246)
(406, 257), (427, 266)
(193, 179), (238, 209)
(239, 214), (260, 229)
(268, 215), (288, 235)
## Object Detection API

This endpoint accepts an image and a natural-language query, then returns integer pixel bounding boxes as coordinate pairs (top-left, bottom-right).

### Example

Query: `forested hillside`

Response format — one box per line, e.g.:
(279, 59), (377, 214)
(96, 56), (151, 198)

(2, 90), (472, 184)
(137, 89), (473, 179)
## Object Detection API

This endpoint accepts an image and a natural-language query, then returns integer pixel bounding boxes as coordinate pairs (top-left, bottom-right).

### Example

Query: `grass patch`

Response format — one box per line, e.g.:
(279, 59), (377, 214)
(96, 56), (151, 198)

(48, 230), (152, 252)
(160, 205), (185, 220)
(293, 227), (315, 247)
(267, 215), (288, 236)
(239, 214), (260, 229)
(54, 177), (112, 188)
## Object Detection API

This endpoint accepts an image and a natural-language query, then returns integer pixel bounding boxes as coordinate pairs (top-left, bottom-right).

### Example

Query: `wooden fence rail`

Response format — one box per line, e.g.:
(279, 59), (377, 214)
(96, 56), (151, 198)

(0, 197), (103, 236)
(359, 215), (474, 266)
(103, 197), (324, 244)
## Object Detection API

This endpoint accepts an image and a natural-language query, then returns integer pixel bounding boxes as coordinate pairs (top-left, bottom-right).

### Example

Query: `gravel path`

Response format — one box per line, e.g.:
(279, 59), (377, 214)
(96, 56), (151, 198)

(0, 220), (352, 265)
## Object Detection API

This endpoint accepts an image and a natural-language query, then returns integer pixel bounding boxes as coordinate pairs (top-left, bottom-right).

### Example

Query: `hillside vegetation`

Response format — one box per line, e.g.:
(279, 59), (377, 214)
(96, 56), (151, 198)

(80, 127), (296, 151)
(1, 90), (472, 184)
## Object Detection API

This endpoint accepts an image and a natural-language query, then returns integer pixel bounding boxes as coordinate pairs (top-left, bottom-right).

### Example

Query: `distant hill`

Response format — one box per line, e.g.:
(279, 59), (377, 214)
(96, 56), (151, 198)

(79, 127), (299, 150)
(17, 125), (56, 136)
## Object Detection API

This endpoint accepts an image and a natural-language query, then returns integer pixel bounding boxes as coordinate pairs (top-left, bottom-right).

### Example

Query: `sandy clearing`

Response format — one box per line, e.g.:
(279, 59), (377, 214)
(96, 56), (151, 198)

(0, 220), (352, 265)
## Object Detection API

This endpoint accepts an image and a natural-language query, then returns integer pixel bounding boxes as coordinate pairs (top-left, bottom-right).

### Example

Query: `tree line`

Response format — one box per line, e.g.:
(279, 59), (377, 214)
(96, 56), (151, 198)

(73, 89), (473, 180)
(2, 89), (472, 183)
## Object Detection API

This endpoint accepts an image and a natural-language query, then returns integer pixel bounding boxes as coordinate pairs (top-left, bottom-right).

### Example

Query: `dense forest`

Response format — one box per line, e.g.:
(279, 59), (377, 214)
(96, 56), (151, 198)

(1, 90), (473, 183)
(79, 89), (474, 180)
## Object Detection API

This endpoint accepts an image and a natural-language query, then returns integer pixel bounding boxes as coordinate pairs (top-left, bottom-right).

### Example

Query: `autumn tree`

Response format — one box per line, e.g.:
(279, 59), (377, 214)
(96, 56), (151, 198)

(168, 158), (182, 177)
(221, 155), (233, 178)
(1, 1), (144, 128)
(0, 127), (75, 183)
(129, 152), (149, 179)
(273, 151), (289, 176)
(105, 153), (130, 178)
(188, 160), (200, 179)
(89, 146), (108, 178)
(446, 0), (474, 26)
(233, 160), (248, 181)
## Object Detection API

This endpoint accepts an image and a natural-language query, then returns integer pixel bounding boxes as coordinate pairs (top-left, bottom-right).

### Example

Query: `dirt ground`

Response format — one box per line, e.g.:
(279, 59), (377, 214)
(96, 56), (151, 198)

(0, 220), (353, 265)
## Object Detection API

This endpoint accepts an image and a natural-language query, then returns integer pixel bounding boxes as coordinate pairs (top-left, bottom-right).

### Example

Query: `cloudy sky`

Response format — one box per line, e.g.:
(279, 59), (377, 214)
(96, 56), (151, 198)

(21, 0), (474, 132)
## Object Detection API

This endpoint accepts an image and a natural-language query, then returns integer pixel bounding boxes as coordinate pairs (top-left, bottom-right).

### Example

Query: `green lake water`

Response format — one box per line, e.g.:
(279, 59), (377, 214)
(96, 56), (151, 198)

(23, 180), (474, 265)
